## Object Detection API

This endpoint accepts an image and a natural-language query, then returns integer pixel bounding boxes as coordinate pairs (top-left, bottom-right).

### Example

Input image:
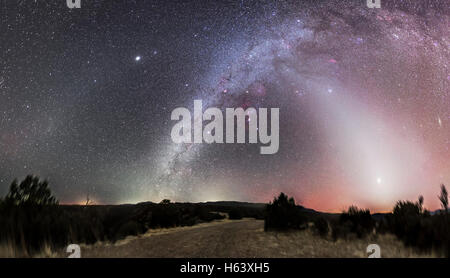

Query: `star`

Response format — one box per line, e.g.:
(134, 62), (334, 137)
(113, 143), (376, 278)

(0, 0), (447, 213)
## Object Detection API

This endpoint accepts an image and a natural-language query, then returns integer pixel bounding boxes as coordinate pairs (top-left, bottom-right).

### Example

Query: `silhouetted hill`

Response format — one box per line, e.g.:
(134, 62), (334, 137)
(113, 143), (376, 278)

(202, 201), (265, 208)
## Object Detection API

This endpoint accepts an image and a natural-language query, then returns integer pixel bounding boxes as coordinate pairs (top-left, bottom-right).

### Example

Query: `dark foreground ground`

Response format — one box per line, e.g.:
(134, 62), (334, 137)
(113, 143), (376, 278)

(53, 219), (436, 258)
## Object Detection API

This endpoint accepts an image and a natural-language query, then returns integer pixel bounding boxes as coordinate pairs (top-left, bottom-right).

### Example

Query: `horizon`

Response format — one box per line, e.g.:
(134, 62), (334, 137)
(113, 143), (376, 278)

(59, 191), (445, 214)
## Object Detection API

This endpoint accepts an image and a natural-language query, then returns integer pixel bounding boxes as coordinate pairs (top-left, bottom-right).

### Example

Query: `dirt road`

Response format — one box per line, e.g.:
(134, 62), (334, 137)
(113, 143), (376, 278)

(66, 219), (435, 258)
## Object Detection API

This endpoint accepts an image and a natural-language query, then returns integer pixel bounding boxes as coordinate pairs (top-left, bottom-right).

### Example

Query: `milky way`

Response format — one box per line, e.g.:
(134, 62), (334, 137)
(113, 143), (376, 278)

(0, 0), (449, 212)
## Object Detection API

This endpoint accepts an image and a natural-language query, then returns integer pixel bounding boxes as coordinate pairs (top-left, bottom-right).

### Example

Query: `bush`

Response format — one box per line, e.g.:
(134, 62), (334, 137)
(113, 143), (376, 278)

(264, 193), (307, 231)
(4, 175), (58, 206)
(339, 206), (374, 238)
(116, 221), (143, 239)
(0, 176), (64, 255)
(392, 201), (422, 245)
(313, 217), (329, 237)
(228, 208), (243, 220)
(331, 220), (352, 241)
(390, 195), (449, 256)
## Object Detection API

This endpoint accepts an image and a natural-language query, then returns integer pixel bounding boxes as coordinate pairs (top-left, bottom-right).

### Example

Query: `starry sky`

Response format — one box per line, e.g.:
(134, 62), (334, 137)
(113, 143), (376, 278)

(0, 0), (449, 212)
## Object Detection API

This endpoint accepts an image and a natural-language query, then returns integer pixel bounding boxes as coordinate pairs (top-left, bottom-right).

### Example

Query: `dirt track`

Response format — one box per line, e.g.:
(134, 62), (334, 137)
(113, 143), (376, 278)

(72, 219), (264, 258)
(64, 219), (435, 258)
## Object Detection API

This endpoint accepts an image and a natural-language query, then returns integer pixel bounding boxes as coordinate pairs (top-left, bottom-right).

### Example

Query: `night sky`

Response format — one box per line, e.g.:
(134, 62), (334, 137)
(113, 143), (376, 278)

(0, 0), (448, 212)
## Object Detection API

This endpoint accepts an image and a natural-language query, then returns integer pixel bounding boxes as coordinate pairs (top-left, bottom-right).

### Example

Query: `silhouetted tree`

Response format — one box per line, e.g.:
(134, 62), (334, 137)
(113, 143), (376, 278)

(5, 175), (58, 206)
(0, 175), (61, 255)
(339, 206), (373, 238)
(264, 192), (306, 231)
(418, 195), (424, 213)
(438, 184), (448, 214)
(85, 193), (93, 206)
(392, 200), (422, 246)
(160, 199), (171, 205)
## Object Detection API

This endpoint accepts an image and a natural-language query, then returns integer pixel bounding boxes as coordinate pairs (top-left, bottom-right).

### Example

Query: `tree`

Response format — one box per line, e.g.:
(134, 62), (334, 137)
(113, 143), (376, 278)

(339, 205), (373, 238)
(264, 192), (306, 231)
(160, 199), (171, 205)
(392, 200), (422, 245)
(439, 184), (448, 213)
(418, 195), (424, 213)
(85, 193), (94, 206)
(5, 175), (58, 206)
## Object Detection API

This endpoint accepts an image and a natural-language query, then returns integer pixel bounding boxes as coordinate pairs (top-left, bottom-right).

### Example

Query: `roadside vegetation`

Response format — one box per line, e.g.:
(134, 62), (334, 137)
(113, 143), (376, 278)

(0, 175), (263, 257)
(0, 175), (448, 257)
(264, 187), (449, 257)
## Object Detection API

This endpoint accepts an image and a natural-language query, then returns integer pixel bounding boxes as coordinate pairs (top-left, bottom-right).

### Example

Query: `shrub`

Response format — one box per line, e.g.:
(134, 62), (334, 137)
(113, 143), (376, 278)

(331, 220), (352, 241)
(339, 206), (374, 238)
(228, 208), (243, 220)
(0, 176), (64, 255)
(264, 193), (307, 231)
(313, 217), (329, 237)
(390, 194), (449, 256)
(391, 200), (423, 246)
(438, 184), (448, 213)
(116, 221), (143, 239)
(160, 199), (171, 205)
(4, 175), (58, 206)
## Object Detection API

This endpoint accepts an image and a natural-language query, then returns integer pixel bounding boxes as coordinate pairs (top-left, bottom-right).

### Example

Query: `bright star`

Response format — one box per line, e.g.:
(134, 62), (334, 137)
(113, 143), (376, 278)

(135, 56), (141, 61)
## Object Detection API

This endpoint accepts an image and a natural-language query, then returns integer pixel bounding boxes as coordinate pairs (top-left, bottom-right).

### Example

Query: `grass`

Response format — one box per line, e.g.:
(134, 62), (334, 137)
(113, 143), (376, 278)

(261, 228), (439, 258)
